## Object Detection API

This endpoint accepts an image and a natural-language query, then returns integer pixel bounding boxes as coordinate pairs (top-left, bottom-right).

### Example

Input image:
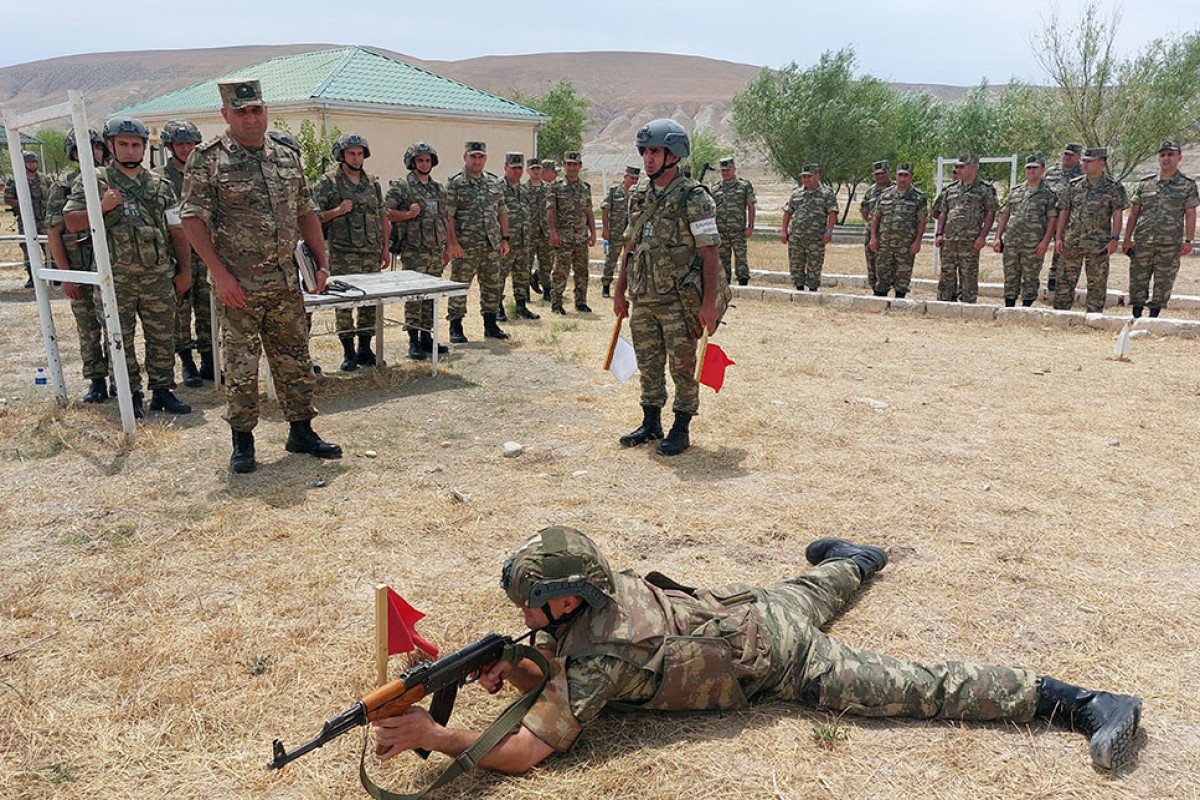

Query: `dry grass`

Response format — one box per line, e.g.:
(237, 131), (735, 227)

(1, 255), (1198, 800)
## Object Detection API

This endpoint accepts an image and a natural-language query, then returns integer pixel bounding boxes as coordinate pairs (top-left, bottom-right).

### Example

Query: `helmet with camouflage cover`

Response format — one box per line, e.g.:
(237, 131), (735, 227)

(64, 128), (106, 160)
(332, 133), (371, 162)
(103, 117), (150, 142)
(404, 141), (439, 170)
(501, 527), (615, 610)
(636, 118), (690, 158)
(160, 120), (202, 147)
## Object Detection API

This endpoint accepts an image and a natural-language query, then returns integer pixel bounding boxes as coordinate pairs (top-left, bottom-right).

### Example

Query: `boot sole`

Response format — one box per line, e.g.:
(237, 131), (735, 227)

(230, 460), (257, 473)
(1090, 697), (1142, 770)
(285, 442), (343, 459)
(619, 430), (664, 447)
(804, 537), (888, 570)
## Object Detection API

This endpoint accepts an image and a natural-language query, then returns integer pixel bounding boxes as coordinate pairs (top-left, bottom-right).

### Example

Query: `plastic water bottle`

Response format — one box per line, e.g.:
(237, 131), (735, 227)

(603, 239), (610, 256)
(34, 367), (48, 390)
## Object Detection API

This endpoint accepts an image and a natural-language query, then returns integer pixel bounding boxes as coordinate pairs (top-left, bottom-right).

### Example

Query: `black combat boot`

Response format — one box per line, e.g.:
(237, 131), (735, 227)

(198, 348), (215, 381)
(656, 411), (692, 456)
(602, 283), (611, 298)
(408, 329), (426, 361)
(738, 276), (749, 286)
(1047, 274), (1058, 292)
(179, 350), (202, 387)
(357, 335), (376, 366)
(496, 302), (508, 322)
(619, 405), (663, 447)
(420, 331), (449, 354)
(483, 312), (510, 340)
(874, 289), (888, 297)
(804, 537), (889, 581)
(285, 420), (343, 459)
(515, 298), (540, 319)
(150, 388), (193, 414)
(1005, 297), (1017, 307)
(1148, 307), (1160, 318)
(449, 319), (468, 344)
(576, 303), (593, 313)
(131, 390), (145, 420)
(551, 303), (567, 315)
(1022, 296), (1035, 307)
(83, 377), (108, 404)
(230, 429), (256, 473)
(1034, 676), (1142, 770)
(542, 287), (551, 302)
(1131, 305), (1144, 318)
(530, 273), (542, 294)
(794, 282), (804, 291)
(339, 336), (358, 372)
(895, 290), (907, 299)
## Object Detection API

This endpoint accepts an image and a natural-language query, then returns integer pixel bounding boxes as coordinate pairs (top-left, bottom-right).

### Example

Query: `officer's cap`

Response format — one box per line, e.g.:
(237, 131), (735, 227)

(465, 141), (487, 154)
(955, 153), (979, 166)
(218, 80), (264, 109)
(1159, 140), (1181, 153)
(800, 163), (820, 175)
(896, 163), (913, 175)
(541, 159), (557, 171)
(1025, 154), (1046, 168)
(624, 165), (640, 177)
(563, 151), (582, 164)
(22, 152), (38, 162)
(1063, 143), (1084, 155)
(527, 156), (541, 167)
(505, 152), (524, 167)
(719, 157), (735, 169)
(872, 159), (889, 174)
(1082, 147), (1108, 161)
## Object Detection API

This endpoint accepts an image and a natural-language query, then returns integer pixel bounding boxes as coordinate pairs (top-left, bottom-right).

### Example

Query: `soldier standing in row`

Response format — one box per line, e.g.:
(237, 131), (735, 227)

(181, 79), (342, 473)
(387, 142), (449, 361)
(525, 157), (551, 299)
(600, 165), (638, 297)
(781, 163), (838, 292)
(156, 120), (213, 387)
(535, 160), (558, 300)
(445, 141), (510, 343)
(712, 156), (756, 286)
(1053, 147), (1126, 313)
(45, 130), (110, 403)
(498, 151), (539, 321)
(4, 152), (52, 289)
(932, 154), (997, 303)
(613, 119), (721, 457)
(547, 151), (595, 314)
(1043, 143), (1084, 294)
(313, 133), (389, 371)
(992, 155), (1058, 308)
(1122, 140), (1197, 318)
(64, 118), (192, 419)
(868, 163), (926, 298)
(859, 160), (892, 293)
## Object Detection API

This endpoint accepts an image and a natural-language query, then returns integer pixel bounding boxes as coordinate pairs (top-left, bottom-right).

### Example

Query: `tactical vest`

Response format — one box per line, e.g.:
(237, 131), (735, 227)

(554, 571), (774, 711)
(47, 169), (93, 269)
(393, 173), (446, 252)
(101, 166), (173, 271)
(323, 170), (383, 253)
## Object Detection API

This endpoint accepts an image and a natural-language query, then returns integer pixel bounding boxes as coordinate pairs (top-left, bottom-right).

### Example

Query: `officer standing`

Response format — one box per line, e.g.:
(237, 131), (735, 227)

(1121, 141), (1197, 318)
(4, 152), (53, 288)
(547, 151), (596, 314)
(780, 164), (838, 292)
(180, 79), (341, 473)
(536, 160), (558, 301)
(445, 141), (510, 343)
(525, 157), (552, 299)
(613, 119), (721, 457)
(1052, 147), (1127, 313)
(498, 152), (539, 322)
(712, 156), (756, 286)
(63, 118), (192, 419)
(932, 153), (997, 303)
(313, 133), (389, 371)
(859, 160), (892, 292)
(600, 165), (639, 297)
(1043, 143), (1084, 293)
(386, 142), (449, 361)
(156, 120), (213, 387)
(992, 155), (1058, 307)
(868, 163), (926, 298)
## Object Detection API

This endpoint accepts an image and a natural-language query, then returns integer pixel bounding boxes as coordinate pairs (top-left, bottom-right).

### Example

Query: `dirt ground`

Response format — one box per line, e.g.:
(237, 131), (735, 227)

(1, 254), (1198, 800)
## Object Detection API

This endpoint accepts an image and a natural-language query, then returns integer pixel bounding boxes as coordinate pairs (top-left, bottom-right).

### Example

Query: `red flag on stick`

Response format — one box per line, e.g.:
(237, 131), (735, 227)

(698, 343), (734, 392)
(384, 587), (439, 658)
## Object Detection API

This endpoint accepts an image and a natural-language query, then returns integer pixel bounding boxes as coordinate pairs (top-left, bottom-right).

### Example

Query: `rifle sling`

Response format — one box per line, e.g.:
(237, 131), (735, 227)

(358, 643), (550, 800)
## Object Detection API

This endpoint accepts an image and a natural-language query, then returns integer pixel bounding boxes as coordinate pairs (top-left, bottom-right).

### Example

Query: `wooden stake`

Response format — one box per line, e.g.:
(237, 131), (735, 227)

(694, 329), (710, 381)
(374, 584), (388, 687)
(602, 315), (623, 370)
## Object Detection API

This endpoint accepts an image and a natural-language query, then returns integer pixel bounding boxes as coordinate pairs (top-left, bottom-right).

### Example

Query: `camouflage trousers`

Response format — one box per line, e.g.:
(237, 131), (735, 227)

(530, 233), (554, 290)
(938, 240), (981, 303)
(552, 242), (590, 307)
(1047, 249), (1064, 290)
(788, 238), (825, 290)
(174, 259), (212, 353)
(70, 284), (109, 380)
(219, 274), (317, 432)
(330, 249), (382, 336)
(401, 248), (444, 331)
(863, 239), (877, 292)
(602, 240), (622, 287)
(501, 243), (532, 303)
(756, 560), (1039, 721)
(1054, 246), (1109, 313)
(1002, 247), (1046, 306)
(873, 247), (915, 296)
(718, 230), (751, 283)
(113, 267), (177, 393)
(1129, 242), (1181, 311)
(449, 247), (501, 321)
(629, 295), (700, 416)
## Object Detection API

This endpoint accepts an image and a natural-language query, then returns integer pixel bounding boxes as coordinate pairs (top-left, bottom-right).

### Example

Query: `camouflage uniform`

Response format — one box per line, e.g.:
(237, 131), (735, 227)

(783, 183), (838, 290)
(45, 168), (107, 380)
(998, 180), (1058, 306)
(712, 176), (756, 283)
(1054, 173), (1127, 313)
(180, 132), (319, 431)
(625, 173), (720, 416)
(859, 174), (892, 291)
(548, 175), (592, 308)
(1043, 159), (1083, 289)
(313, 166), (385, 335)
(601, 183), (631, 289)
(501, 173), (532, 303)
(527, 171), (554, 293)
(5, 170), (53, 278)
(871, 184), (927, 297)
(157, 157), (212, 354)
(63, 166), (180, 393)
(1128, 171), (1198, 313)
(386, 172), (447, 331)
(445, 168), (507, 321)
(933, 178), (998, 303)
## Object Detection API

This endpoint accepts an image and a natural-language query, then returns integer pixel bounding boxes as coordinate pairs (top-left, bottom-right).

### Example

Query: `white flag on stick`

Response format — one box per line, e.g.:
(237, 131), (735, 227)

(609, 337), (638, 382)
(1113, 321), (1132, 361)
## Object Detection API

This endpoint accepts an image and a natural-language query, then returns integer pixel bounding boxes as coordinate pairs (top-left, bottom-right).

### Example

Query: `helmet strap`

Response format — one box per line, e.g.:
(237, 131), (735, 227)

(648, 155), (679, 183)
(539, 601), (585, 632)
(117, 159), (142, 169)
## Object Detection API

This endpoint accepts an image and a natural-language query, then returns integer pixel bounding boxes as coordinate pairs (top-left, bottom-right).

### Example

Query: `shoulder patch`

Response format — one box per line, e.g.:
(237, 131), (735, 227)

(268, 131), (300, 153)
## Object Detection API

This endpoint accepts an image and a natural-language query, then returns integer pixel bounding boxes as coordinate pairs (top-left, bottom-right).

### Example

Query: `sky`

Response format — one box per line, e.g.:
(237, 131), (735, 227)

(3, 0), (1196, 85)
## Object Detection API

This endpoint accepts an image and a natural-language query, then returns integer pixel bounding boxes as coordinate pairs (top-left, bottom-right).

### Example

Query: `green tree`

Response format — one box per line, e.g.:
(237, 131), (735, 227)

(511, 80), (590, 161)
(34, 129), (70, 175)
(877, 92), (944, 196)
(684, 127), (722, 185)
(272, 118), (340, 184)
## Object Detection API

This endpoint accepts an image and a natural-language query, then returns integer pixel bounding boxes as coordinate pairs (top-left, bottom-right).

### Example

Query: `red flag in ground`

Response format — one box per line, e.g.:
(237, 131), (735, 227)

(698, 343), (734, 392)
(385, 588), (439, 659)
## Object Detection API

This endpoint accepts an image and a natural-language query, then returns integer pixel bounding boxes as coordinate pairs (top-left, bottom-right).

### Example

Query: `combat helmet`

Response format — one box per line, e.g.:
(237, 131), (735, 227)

(501, 527), (615, 610)
(332, 133), (371, 162)
(404, 142), (439, 170)
(64, 128), (106, 161)
(103, 117), (150, 141)
(636, 118), (690, 158)
(160, 120), (202, 146)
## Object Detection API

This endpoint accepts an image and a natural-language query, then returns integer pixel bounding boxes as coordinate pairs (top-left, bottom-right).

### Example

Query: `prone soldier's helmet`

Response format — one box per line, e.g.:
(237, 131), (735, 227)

(332, 133), (371, 162)
(160, 120), (202, 147)
(501, 527), (616, 610)
(636, 118), (690, 158)
(404, 142), (439, 170)
(103, 117), (150, 142)
(64, 128), (105, 160)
